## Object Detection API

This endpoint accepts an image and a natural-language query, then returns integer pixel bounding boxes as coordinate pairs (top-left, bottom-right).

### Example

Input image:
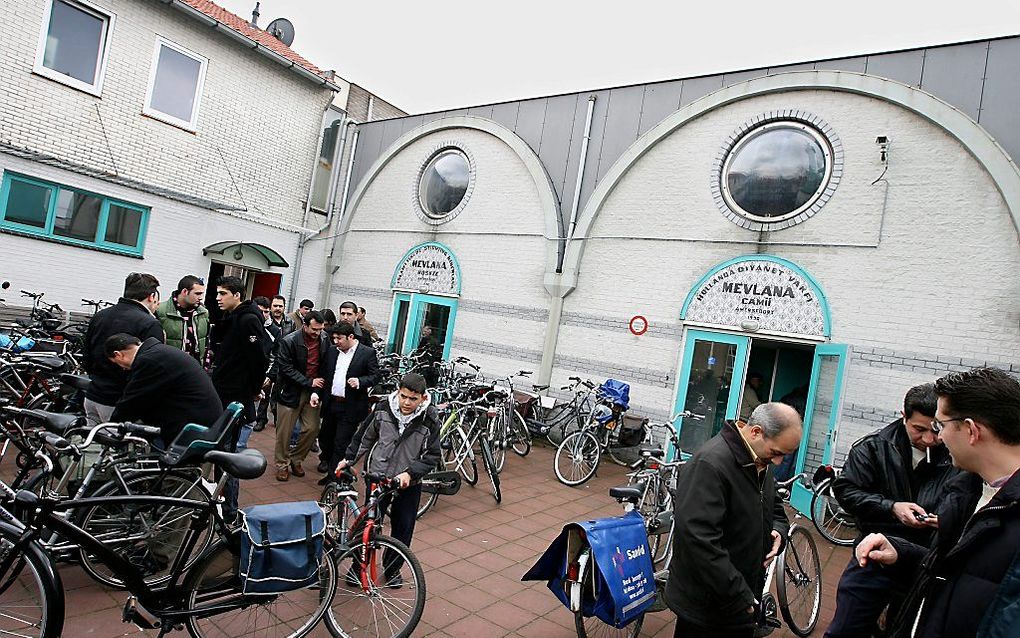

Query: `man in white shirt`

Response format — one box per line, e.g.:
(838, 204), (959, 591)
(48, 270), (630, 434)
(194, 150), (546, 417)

(313, 321), (380, 482)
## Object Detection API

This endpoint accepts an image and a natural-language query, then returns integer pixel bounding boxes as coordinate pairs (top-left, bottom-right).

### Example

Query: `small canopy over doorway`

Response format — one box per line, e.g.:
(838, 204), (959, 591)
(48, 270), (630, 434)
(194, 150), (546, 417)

(671, 255), (847, 517)
(386, 242), (462, 361)
(202, 241), (287, 325)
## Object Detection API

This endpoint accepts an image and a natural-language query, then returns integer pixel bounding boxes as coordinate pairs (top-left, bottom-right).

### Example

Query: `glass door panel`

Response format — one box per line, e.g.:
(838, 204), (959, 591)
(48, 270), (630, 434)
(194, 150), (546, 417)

(791, 343), (849, 516)
(388, 294), (411, 354)
(672, 330), (750, 457)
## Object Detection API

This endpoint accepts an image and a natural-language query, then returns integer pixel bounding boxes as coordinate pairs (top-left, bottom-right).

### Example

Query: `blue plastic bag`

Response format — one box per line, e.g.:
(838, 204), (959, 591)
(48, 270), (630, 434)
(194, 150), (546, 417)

(599, 379), (630, 411)
(522, 511), (655, 627)
(0, 333), (35, 353)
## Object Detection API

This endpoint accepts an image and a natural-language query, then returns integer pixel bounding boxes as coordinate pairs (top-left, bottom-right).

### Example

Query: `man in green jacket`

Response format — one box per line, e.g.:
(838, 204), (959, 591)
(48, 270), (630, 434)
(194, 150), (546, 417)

(155, 275), (210, 364)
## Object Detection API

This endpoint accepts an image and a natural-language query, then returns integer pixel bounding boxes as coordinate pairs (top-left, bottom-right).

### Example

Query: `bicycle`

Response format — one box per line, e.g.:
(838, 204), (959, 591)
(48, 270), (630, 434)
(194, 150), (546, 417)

(522, 376), (598, 445)
(318, 467), (426, 638)
(553, 384), (636, 486)
(810, 464), (857, 546)
(0, 442), (338, 638)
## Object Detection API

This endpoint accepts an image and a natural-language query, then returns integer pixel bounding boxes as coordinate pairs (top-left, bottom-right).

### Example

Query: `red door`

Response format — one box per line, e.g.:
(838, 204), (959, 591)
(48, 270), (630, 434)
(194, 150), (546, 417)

(251, 272), (282, 299)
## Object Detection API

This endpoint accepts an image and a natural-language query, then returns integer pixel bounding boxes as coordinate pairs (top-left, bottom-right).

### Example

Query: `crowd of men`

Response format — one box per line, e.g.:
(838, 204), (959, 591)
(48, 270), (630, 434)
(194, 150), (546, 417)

(79, 272), (442, 556)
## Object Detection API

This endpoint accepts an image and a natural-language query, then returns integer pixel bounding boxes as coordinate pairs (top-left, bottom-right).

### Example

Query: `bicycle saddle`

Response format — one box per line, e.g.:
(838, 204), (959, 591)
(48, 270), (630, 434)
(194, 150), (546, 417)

(639, 447), (665, 459)
(23, 354), (66, 371)
(20, 409), (82, 434)
(59, 373), (91, 392)
(531, 384), (549, 391)
(203, 449), (267, 480)
(609, 485), (644, 502)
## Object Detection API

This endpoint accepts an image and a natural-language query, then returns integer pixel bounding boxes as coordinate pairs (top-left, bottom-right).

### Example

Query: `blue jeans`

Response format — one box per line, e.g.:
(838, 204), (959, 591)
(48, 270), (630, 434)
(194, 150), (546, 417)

(236, 421), (254, 451)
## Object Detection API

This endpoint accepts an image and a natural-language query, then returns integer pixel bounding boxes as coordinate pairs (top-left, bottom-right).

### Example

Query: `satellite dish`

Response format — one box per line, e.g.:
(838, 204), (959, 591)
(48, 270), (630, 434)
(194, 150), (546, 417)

(266, 18), (295, 46)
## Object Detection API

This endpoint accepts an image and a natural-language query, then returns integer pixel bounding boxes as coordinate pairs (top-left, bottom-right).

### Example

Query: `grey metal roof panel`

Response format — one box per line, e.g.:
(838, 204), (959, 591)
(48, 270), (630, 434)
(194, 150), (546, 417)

(536, 94), (581, 203)
(491, 102), (522, 131)
(680, 75), (725, 107)
(919, 41), (988, 120)
(976, 38), (1020, 158)
(815, 56), (867, 72)
(578, 90), (613, 216)
(768, 61), (817, 74)
(467, 104), (495, 119)
(722, 69), (768, 88)
(638, 80), (684, 135)
(596, 85), (646, 182)
(865, 49), (925, 86)
(516, 98), (549, 155)
(559, 95), (593, 231)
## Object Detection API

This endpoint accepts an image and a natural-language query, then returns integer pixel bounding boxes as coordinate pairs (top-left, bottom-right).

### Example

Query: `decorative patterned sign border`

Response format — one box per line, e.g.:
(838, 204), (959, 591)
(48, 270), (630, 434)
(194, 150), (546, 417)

(390, 241), (462, 296)
(680, 255), (831, 338)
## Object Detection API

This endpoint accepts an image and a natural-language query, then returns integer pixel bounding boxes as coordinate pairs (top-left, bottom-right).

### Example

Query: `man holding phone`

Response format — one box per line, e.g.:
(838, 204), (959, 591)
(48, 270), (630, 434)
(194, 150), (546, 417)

(824, 383), (960, 637)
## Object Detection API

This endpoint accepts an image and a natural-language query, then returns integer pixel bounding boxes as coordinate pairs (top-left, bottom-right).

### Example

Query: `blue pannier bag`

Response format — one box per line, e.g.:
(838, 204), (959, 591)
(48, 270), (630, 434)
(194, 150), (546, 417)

(0, 333), (35, 353)
(598, 379), (630, 411)
(238, 501), (325, 594)
(522, 511), (655, 628)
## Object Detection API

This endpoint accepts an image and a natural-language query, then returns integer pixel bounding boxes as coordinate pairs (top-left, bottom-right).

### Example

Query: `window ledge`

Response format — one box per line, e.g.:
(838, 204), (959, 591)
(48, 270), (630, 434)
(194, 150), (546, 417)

(140, 110), (198, 134)
(31, 68), (103, 98)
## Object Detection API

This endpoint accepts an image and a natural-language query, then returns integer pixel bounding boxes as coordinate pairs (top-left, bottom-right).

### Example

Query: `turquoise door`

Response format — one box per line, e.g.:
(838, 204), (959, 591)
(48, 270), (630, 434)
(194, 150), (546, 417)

(790, 343), (850, 516)
(671, 330), (750, 459)
(389, 293), (458, 359)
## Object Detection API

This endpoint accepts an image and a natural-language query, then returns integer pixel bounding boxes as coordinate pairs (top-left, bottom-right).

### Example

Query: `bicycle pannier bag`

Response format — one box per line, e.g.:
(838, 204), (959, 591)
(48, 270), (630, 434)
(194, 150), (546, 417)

(616, 416), (647, 448)
(238, 501), (325, 594)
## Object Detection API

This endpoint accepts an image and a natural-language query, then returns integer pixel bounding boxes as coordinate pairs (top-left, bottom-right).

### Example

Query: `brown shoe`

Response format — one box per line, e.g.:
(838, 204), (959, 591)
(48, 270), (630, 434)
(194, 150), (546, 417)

(276, 468), (289, 482)
(290, 462), (305, 477)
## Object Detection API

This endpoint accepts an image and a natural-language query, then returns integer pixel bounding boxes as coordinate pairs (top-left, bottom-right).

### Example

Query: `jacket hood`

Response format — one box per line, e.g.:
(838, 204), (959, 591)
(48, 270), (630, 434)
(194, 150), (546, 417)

(387, 391), (431, 429)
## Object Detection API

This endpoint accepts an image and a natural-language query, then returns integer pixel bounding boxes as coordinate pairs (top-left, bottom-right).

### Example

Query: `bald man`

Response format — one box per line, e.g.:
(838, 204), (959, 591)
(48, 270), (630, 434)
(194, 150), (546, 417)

(665, 403), (803, 638)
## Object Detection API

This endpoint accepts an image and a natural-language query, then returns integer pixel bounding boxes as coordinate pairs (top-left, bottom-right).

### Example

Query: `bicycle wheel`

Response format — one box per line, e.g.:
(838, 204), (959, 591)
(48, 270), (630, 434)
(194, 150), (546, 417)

(810, 479), (857, 546)
(183, 536), (337, 638)
(479, 437), (502, 503)
(319, 481), (360, 541)
(0, 522), (63, 638)
(554, 431), (602, 486)
(490, 417), (507, 474)
(326, 534), (426, 638)
(510, 410), (532, 457)
(416, 490), (439, 519)
(777, 525), (822, 637)
(77, 468), (215, 589)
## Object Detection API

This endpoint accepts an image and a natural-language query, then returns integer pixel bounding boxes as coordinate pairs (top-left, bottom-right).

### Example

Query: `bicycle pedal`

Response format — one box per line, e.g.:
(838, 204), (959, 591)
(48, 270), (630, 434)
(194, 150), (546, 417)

(123, 596), (161, 629)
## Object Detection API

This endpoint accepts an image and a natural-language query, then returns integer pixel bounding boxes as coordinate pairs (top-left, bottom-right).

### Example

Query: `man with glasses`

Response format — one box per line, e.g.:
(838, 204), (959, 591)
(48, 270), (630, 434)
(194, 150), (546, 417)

(856, 368), (1020, 638)
(825, 383), (960, 638)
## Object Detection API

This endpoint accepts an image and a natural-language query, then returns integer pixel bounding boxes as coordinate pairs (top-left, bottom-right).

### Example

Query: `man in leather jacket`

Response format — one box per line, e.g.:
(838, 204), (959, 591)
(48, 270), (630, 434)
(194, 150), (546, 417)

(825, 384), (960, 637)
(856, 367), (1020, 638)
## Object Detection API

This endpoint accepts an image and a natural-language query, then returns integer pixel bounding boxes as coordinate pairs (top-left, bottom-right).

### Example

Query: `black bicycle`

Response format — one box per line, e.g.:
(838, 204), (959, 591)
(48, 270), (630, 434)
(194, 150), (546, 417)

(0, 440), (339, 637)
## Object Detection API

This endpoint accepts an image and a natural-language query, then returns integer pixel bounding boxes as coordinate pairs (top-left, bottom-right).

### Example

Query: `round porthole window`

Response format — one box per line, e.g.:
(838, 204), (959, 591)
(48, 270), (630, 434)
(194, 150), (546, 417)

(417, 148), (472, 222)
(712, 114), (842, 231)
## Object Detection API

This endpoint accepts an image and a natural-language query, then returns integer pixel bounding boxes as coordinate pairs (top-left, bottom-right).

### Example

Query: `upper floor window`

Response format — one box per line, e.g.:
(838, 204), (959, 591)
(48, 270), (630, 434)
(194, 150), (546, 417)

(0, 172), (149, 256)
(143, 38), (207, 131)
(34, 0), (114, 96)
(310, 108), (346, 212)
(416, 147), (473, 224)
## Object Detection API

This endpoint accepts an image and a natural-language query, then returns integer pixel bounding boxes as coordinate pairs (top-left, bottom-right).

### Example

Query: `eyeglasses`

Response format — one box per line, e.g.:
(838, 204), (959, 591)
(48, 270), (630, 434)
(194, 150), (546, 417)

(931, 417), (967, 434)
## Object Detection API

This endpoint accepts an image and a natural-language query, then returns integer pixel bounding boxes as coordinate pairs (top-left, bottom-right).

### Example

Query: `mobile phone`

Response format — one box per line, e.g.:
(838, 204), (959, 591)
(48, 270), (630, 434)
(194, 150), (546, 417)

(914, 512), (932, 521)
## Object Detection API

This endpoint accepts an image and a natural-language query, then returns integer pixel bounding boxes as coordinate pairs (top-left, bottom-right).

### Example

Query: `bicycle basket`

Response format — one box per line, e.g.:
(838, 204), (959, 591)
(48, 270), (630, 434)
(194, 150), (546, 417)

(238, 501), (325, 594)
(615, 416), (647, 447)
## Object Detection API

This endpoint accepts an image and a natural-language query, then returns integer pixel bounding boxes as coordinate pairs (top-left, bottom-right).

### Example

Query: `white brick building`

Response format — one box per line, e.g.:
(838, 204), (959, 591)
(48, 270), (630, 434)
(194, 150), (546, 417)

(330, 36), (1020, 512)
(0, 0), (401, 321)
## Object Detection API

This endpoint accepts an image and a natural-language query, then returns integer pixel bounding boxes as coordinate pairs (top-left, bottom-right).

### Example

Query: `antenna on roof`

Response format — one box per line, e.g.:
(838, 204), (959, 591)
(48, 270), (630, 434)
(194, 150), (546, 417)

(250, 1), (260, 28)
(266, 17), (295, 47)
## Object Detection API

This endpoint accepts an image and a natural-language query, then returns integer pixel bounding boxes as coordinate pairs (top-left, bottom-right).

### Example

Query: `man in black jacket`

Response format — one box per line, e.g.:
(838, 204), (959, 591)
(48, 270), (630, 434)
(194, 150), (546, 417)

(665, 403), (802, 638)
(856, 367), (1020, 638)
(338, 301), (373, 348)
(252, 297), (279, 433)
(105, 334), (222, 445)
(82, 273), (164, 424)
(273, 310), (327, 482)
(313, 321), (380, 479)
(209, 276), (269, 519)
(825, 384), (959, 638)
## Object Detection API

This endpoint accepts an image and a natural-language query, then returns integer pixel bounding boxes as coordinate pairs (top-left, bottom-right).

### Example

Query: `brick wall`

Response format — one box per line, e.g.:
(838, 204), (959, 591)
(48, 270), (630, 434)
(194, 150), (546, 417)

(0, 0), (332, 228)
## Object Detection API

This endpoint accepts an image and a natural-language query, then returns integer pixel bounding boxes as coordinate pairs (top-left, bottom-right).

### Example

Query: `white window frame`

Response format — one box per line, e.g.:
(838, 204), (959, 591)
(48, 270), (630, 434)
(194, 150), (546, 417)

(33, 0), (115, 97)
(142, 37), (208, 132)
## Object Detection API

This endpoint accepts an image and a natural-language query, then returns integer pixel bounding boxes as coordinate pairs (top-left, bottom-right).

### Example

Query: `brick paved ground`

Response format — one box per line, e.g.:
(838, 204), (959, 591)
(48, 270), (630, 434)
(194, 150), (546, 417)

(48, 428), (852, 637)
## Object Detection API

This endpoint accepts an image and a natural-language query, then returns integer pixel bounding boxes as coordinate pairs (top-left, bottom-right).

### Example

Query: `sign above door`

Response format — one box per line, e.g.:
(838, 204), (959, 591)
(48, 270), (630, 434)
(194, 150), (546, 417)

(681, 255), (830, 338)
(391, 242), (462, 296)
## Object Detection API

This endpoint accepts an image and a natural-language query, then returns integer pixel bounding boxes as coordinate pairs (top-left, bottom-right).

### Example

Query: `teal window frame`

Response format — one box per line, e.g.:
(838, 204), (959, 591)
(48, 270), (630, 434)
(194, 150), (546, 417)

(0, 172), (149, 256)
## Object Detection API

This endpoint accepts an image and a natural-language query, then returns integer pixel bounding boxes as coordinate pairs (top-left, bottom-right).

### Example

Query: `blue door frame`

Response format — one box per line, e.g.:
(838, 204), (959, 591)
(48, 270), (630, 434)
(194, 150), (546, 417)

(790, 343), (850, 516)
(386, 292), (458, 360)
(669, 329), (750, 459)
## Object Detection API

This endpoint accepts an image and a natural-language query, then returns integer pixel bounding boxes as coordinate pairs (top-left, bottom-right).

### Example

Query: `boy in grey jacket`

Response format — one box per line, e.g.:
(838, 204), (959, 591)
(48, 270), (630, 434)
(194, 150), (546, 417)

(336, 373), (441, 584)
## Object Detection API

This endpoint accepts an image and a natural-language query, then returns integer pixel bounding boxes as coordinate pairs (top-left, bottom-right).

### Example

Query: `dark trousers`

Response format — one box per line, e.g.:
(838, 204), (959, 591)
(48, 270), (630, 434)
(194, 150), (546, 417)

(217, 395), (254, 524)
(673, 616), (754, 638)
(378, 482), (421, 576)
(255, 381), (276, 426)
(321, 400), (368, 467)
(824, 555), (901, 638)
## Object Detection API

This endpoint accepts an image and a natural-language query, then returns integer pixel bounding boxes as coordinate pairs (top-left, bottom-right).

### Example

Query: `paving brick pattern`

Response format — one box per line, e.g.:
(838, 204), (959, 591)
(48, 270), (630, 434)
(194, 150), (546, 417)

(51, 429), (852, 637)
